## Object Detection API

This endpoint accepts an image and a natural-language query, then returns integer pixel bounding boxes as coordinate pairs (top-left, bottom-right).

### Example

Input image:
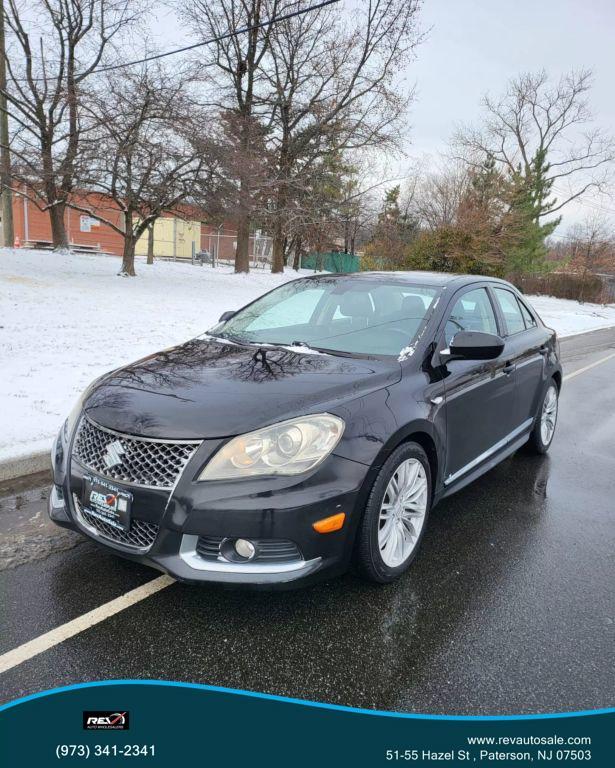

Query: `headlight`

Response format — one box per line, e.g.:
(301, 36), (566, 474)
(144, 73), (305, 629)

(62, 396), (84, 443)
(60, 371), (111, 443)
(198, 414), (345, 480)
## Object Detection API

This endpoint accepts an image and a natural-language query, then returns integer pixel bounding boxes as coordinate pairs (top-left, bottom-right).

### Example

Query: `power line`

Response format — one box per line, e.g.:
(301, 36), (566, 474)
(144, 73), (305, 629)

(98, 0), (342, 73)
(547, 232), (573, 241)
(572, 199), (615, 215)
(7, 0), (342, 82)
(552, 187), (615, 216)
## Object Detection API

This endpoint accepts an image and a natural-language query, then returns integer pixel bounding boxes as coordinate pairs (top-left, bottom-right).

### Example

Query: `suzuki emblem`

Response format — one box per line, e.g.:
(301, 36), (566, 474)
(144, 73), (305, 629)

(103, 440), (126, 469)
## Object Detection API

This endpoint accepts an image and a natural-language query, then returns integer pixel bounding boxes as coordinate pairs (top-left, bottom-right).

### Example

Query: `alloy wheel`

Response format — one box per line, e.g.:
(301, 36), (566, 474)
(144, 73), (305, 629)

(378, 458), (428, 568)
(540, 384), (558, 446)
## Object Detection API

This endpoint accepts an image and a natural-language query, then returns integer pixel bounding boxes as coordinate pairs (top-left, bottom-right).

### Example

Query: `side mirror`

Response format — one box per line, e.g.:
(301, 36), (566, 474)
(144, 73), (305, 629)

(218, 310), (236, 322)
(445, 331), (504, 361)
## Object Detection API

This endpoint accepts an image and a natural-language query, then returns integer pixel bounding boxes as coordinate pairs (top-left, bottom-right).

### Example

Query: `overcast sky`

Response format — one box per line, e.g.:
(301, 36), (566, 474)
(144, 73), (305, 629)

(153, 0), (615, 232)
(401, 0), (615, 231)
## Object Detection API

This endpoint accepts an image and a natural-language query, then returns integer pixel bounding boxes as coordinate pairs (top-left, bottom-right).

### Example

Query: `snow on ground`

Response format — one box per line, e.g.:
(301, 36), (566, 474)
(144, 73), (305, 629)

(1, 247), (615, 463)
(527, 294), (615, 338)
(0, 248), (308, 462)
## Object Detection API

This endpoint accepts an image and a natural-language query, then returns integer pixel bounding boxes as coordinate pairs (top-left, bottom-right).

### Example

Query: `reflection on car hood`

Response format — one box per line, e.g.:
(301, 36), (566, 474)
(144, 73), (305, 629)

(82, 338), (401, 439)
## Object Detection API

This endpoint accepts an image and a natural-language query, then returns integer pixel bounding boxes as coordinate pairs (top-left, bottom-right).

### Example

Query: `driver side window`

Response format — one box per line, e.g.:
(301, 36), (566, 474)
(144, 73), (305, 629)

(445, 288), (498, 346)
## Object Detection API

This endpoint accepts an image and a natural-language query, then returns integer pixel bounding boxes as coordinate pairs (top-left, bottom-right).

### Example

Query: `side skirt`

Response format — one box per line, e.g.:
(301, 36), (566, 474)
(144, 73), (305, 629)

(438, 424), (534, 501)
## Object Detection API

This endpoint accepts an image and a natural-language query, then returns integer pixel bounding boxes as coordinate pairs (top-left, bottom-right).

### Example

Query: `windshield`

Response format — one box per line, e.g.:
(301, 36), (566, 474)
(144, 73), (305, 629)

(213, 276), (439, 357)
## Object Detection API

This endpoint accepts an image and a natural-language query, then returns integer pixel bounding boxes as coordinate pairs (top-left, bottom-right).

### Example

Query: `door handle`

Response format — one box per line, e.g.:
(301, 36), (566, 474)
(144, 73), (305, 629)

(502, 362), (515, 375)
(539, 345), (549, 356)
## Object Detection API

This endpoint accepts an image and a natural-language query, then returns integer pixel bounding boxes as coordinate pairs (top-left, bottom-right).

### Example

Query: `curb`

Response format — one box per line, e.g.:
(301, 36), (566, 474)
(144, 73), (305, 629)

(0, 451), (50, 483)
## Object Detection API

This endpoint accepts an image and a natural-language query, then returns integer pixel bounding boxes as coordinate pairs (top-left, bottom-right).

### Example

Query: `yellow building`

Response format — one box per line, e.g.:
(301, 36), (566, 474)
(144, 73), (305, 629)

(135, 217), (201, 260)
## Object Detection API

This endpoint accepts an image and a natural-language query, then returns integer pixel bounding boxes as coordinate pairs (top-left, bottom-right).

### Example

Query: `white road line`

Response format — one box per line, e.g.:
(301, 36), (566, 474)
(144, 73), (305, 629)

(0, 575), (174, 675)
(1, 349), (614, 677)
(563, 351), (615, 382)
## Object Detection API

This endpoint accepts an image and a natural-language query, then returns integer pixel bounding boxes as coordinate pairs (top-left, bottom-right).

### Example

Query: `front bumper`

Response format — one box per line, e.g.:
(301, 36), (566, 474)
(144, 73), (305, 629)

(49, 433), (369, 587)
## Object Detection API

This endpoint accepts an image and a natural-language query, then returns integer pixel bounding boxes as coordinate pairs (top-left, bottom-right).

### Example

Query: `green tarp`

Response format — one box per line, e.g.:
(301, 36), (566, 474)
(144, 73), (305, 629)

(302, 251), (360, 273)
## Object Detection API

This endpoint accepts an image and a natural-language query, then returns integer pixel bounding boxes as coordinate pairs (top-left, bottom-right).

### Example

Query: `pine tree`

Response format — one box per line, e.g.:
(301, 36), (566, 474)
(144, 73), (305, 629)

(363, 185), (420, 270)
(503, 149), (560, 277)
(378, 186), (402, 227)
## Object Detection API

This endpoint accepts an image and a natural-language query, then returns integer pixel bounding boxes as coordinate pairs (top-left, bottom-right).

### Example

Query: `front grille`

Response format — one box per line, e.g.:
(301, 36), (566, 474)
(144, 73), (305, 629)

(73, 416), (201, 489)
(196, 536), (302, 563)
(73, 495), (159, 551)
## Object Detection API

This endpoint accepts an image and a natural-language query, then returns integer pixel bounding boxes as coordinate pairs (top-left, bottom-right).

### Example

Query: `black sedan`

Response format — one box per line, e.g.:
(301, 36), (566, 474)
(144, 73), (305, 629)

(49, 272), (562, 586)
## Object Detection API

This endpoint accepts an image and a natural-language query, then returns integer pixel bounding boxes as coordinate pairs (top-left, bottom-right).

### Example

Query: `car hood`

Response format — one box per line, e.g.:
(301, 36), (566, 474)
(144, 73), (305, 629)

(82, 337), (401, 439)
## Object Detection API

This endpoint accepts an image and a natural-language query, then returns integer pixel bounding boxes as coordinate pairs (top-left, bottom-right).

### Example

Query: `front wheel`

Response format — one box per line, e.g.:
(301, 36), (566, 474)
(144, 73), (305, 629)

(354, 442), (431, 584)
(528, 380), (559, 454)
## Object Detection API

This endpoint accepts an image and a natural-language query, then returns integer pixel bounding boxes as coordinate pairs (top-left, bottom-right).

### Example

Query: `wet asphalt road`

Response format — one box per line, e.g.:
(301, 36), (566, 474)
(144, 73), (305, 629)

(1, 327), (614, 714)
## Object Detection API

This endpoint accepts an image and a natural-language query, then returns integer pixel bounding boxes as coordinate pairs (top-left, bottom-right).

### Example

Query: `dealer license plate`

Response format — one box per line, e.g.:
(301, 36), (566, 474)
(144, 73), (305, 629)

(82, 474), (133, 532)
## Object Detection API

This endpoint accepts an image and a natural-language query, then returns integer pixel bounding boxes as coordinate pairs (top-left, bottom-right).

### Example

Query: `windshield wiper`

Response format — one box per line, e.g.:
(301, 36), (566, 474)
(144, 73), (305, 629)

(213, 331), (250, 345)
(218, 335), (300, 351)
(291, 341), (358, 357)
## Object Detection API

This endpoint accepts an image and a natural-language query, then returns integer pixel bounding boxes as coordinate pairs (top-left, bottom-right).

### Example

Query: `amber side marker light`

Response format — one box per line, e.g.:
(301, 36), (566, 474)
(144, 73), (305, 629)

(312, 512), (346, 534)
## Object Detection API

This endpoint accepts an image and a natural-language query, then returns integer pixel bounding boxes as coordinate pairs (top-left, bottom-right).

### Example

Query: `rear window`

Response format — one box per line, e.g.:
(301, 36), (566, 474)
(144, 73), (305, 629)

(493, 288), (526, 335)
(518, 298), (537, 329)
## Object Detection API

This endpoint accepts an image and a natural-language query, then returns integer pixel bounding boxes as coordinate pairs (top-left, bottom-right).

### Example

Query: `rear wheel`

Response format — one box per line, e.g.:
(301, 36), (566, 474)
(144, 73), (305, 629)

(528, 380), (559, 454)
(354, 442), (431, 584)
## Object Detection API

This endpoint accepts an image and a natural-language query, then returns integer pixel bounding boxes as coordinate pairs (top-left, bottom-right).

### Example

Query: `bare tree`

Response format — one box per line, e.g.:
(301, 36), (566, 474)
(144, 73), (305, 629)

(278, 156), (352, 268)
(338, 175), (380, 256)
(146, 221), (155, 265)
(179, 0), (287, 273)
(263, 0), (423, 272)
(567, 215), (614, 300)
(1, 0), (138, 249)
(453, 70), (615, 219)
(73, 67), (206, 276)
(407, 161), (470, 230)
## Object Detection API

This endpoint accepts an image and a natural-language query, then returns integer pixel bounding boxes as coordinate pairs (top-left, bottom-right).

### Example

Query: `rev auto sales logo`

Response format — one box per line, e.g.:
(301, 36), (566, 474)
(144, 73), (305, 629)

(83, 711), (130, 730)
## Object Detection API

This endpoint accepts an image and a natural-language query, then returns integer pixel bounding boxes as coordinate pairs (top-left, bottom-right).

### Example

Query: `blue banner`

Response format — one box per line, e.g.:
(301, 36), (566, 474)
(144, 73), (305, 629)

(0, 681), (612, 766)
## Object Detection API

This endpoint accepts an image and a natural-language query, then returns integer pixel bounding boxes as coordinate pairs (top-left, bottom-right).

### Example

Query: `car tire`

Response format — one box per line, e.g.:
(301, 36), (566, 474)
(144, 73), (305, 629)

(527, 379), (559, 454)
(354, 442), (432, 584)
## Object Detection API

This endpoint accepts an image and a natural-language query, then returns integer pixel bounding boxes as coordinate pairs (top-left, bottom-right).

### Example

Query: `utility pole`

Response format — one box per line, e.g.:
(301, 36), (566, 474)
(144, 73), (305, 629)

(0, 0), (14, 247)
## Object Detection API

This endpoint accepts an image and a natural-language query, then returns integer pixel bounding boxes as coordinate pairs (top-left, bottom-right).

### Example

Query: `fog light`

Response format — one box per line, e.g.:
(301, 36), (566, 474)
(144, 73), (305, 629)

(234, 538), (256, 560)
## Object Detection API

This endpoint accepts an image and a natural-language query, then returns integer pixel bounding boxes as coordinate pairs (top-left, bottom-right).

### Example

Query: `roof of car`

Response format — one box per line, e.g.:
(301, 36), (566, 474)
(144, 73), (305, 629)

(303, 270), (512, 289)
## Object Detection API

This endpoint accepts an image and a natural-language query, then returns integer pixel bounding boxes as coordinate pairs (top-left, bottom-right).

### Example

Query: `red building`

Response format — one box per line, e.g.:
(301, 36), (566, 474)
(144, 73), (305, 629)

(11, 190), (268, 263)
(13, 191), (124, 254)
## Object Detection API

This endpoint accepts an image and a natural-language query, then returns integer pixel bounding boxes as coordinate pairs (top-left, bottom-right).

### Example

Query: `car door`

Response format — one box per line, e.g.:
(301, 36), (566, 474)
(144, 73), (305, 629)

(439, 285), (517, 485)
(491, 287), (547, 430)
